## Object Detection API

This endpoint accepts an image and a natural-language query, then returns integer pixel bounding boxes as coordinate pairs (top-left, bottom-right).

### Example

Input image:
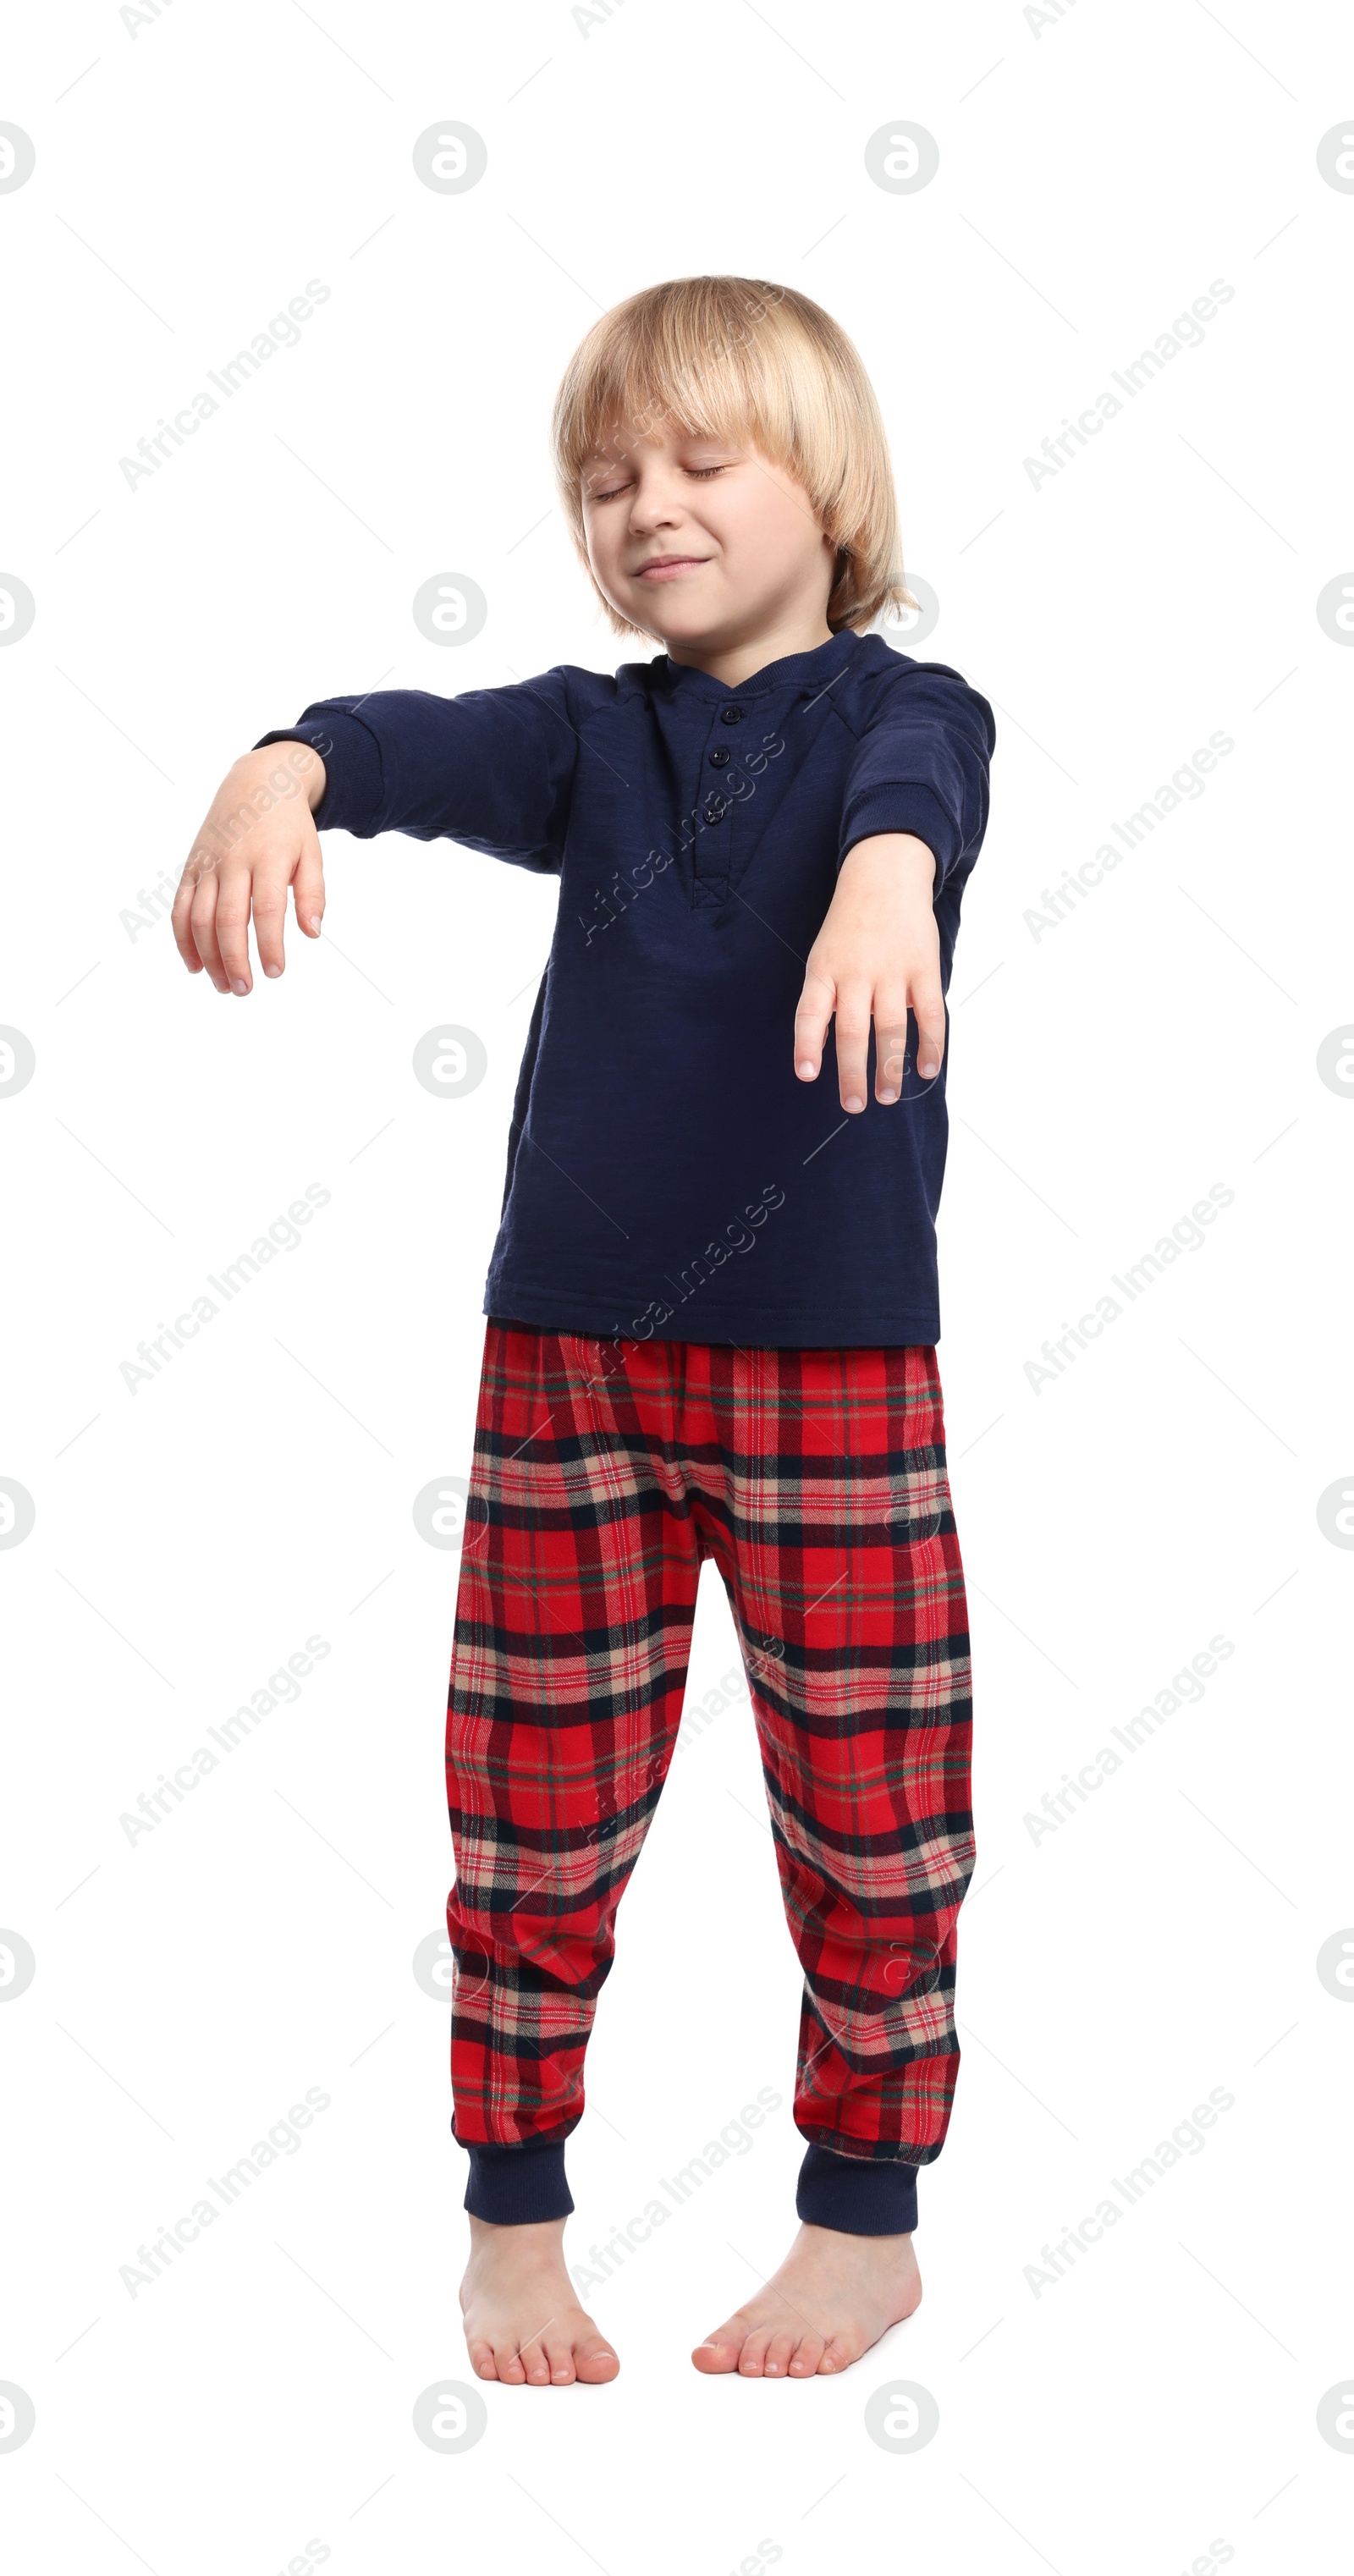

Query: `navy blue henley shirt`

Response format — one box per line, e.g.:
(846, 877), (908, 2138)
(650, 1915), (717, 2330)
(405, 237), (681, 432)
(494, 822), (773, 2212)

(256, 625), (995, 1347)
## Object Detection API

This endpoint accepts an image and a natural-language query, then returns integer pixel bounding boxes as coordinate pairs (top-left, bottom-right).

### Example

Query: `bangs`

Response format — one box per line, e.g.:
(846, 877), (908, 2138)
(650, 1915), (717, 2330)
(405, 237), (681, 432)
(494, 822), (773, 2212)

(556, 281), (790, 482)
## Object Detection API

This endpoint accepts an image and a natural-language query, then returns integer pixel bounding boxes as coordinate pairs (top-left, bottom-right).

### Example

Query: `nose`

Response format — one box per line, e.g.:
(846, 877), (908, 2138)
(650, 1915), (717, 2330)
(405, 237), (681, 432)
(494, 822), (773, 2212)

(628, 470), (681, 536)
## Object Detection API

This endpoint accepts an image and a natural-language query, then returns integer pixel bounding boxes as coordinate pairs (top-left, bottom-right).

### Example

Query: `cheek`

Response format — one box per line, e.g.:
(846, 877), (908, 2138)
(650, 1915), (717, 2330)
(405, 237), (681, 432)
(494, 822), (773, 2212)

(724, 481), (819, 570)
(582, 516), (614, 577)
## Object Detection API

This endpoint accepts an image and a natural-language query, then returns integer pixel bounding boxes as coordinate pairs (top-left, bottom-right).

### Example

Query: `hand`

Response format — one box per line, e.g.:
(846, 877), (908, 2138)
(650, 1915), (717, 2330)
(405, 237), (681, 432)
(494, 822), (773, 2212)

(794, 833), (944, 1112)
(172, 741), (328, 994)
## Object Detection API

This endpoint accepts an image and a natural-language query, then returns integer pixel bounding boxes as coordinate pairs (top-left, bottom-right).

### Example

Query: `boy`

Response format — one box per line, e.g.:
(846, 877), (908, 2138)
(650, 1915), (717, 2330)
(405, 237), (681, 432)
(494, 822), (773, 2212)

(173, 276), (995, 2386)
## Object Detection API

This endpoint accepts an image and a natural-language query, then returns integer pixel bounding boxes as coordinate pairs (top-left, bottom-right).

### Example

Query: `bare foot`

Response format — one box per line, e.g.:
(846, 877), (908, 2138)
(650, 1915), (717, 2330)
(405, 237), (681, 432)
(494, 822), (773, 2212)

(691, 2222), (921, 2377)
(460, 2216), (619, 2386)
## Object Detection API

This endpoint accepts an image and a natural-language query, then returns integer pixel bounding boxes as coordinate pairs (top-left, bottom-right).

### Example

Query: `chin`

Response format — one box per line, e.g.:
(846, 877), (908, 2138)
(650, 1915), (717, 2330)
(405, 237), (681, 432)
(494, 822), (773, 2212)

(642, 601), (728, 647)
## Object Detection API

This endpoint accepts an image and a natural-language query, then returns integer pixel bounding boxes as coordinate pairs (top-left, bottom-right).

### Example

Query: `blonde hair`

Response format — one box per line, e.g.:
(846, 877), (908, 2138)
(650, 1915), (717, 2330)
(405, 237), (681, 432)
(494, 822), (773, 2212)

(551, 274), (919, 639)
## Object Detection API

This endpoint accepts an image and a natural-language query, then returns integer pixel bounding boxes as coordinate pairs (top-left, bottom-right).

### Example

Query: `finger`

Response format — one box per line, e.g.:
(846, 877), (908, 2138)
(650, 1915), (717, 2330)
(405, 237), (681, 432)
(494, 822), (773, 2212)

(793, 967), (835, 1081)
(212, 861), (256, 994)
(872, 987), (912, 1103)
(171, 855), (210, 973)
(189, 868), (228, 994)
(833, 983), (872, 1114)
(250, 865), (292, 980)
(911, 974), (947, 1080)
(292, 830), (326, 939)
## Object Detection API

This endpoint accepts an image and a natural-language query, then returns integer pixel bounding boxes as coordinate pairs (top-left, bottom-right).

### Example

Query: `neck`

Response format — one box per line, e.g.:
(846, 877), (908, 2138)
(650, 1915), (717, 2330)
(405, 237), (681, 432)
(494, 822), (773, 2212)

(663, 610), (836, 688)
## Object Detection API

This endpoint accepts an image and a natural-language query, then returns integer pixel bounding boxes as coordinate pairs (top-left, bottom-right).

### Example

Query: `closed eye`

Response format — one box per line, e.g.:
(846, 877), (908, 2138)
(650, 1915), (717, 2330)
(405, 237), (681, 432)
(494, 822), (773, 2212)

(586, 462), (735, 503)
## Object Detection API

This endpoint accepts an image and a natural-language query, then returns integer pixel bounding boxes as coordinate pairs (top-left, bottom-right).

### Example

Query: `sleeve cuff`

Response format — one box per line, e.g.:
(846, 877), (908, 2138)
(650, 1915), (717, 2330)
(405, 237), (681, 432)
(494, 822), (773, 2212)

(838, 784), (958, 884)
(252, 708), (386, 836)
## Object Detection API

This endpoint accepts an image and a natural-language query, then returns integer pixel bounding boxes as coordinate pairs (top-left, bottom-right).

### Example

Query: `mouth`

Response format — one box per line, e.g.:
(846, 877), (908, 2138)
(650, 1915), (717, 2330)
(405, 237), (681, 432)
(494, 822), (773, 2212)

(632, 554), (711, 581)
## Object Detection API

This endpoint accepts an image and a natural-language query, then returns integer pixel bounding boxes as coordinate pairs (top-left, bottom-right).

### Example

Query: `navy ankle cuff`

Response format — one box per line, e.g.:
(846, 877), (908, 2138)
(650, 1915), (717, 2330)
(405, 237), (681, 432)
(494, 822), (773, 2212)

(461, 2135), (575, 2225)
(796, 2143), (918, 2236)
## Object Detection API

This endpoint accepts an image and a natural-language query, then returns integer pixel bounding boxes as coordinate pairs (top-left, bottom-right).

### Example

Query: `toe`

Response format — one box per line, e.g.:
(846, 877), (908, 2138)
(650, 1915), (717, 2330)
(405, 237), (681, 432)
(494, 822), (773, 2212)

(575, 2337), (619, 2383)
(542, 2329), (576, 2386)
(738, 2328), (774, 2376)
(691, 2327), (743, 2375)
(493, 2340), (528, 2385)
(466, 2338), (498, 2381)
(762, 2331), (795, 2377)
(817, 2332), (858, 2375)
(788, 2331), (825, 2377)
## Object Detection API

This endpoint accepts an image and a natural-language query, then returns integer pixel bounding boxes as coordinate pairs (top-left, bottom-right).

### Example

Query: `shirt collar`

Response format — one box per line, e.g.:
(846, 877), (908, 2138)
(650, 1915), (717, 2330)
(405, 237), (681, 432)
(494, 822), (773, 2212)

(624, 626), (865, 702)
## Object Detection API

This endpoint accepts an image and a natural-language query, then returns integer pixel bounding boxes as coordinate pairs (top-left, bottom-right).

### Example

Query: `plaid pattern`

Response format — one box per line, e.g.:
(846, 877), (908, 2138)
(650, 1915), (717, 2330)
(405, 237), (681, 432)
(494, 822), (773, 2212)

(445, 1320), (974, 2168)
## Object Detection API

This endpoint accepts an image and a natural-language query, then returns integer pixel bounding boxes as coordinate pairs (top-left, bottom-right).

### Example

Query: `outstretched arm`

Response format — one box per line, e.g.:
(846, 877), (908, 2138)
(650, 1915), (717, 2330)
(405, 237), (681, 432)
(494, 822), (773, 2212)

(172, 665), (584, 997)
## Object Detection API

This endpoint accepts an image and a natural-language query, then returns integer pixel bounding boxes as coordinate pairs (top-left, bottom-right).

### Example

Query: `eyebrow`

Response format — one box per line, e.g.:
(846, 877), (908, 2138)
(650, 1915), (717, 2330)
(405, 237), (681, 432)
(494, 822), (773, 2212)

(583, 433), (745, 467)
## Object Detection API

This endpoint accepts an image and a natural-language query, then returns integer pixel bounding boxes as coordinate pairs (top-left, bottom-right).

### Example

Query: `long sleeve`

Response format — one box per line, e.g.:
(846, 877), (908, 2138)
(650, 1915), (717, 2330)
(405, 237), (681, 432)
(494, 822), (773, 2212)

(254, 665), (583, 877)
(836, 658), (996, 892)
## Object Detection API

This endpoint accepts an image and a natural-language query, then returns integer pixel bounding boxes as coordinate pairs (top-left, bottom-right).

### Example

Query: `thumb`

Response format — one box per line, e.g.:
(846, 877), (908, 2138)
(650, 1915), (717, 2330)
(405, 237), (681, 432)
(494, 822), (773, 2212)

(794, 965), (836, 1080)
(293, 832), (326, 937)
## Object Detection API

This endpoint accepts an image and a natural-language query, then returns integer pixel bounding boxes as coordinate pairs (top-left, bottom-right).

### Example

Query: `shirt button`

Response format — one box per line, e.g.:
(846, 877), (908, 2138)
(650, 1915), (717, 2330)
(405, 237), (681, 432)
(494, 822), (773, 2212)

(702, 794), (729, 824)
(707, 746), (731, 768)
(719, 704), (744, 725)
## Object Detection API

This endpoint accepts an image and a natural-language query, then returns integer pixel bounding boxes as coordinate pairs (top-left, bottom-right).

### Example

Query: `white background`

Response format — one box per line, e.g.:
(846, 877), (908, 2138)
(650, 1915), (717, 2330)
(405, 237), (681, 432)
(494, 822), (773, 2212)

(2, 2), (1351, 2569)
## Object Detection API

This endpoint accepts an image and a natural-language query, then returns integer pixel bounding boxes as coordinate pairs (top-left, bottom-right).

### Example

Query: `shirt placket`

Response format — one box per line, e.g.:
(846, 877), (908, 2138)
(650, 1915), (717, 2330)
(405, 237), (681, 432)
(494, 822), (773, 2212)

(689, 690), (754, 905)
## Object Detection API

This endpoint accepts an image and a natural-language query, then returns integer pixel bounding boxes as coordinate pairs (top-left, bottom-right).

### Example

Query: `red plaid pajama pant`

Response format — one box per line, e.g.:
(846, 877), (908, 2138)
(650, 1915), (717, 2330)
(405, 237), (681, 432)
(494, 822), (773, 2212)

(444, 1319), (975, 2178)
